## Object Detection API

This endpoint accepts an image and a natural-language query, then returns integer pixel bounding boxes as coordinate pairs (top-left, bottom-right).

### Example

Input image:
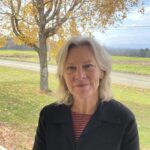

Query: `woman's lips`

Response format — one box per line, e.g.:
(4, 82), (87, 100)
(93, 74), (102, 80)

(75, 84), (89, 87)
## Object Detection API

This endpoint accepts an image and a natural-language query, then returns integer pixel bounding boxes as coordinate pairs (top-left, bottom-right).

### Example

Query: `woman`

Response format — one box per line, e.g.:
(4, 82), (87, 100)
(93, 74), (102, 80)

(33, 36), (139, 150)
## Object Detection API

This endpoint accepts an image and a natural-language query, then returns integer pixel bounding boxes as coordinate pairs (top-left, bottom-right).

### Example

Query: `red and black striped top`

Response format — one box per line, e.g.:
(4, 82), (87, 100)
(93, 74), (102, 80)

(71, 111), (92, 142)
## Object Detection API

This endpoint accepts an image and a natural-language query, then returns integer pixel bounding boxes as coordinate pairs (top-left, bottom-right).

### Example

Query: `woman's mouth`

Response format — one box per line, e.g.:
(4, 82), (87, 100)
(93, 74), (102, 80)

(75, 84), (89, 87)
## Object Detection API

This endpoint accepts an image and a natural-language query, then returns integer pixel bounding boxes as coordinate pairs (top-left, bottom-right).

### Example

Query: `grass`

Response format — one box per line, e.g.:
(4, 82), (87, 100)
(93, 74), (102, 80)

(0, 67), (57, 129)
(0, 49), (56, 64)
(112, 64), (150, 75)
(112, 56), (150, 75)
(112, 84), (150, 150)
(112, 56), (150, 61)
(0, 66), (150, 150)
(0, 67), (58, 149)
(0, 50), (38, 62)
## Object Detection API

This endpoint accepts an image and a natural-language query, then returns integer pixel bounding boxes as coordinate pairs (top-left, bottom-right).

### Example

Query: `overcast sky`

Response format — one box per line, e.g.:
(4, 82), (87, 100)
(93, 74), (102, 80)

(94, 0), (150, 49)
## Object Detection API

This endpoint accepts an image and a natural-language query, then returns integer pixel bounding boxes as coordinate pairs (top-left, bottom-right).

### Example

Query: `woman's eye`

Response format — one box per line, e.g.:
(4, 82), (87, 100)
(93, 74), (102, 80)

(66, 66), (76, 73)
(83, 64), (95, 70)
(67, 66), (76, 70)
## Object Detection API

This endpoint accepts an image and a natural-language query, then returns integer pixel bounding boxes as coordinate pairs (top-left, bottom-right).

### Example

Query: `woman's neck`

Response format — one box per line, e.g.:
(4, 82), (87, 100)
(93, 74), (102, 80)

(71, 95), (99, 115)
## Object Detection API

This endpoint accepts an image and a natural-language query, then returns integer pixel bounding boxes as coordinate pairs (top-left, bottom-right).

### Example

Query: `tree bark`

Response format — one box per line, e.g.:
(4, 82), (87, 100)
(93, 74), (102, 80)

(38, 34), (49, 92)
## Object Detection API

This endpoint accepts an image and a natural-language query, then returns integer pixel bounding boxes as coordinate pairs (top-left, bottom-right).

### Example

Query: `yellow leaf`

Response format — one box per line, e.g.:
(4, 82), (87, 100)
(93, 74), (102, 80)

(0, 36), (7, 48)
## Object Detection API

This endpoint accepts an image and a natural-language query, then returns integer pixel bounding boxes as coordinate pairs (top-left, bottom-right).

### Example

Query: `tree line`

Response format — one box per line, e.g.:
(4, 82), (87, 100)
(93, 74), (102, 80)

(1, 38), (150, 58)
(4, 36), (150, 58)
(107, 48), (150, 58)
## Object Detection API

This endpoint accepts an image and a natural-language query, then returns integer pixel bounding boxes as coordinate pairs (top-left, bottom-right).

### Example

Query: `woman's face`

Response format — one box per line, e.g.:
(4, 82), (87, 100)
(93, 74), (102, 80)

(63, 45), (104, 100)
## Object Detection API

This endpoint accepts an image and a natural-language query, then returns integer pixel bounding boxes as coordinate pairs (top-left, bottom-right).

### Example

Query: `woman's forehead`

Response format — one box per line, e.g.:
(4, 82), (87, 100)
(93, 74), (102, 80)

(65, 46), (96, 63)
(67, 46), (94, 58)
(67, 45), (94, 56)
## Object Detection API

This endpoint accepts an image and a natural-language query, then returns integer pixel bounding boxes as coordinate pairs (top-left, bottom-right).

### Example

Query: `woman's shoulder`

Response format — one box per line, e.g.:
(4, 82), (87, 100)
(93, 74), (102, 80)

(39, 102), (69, 123)
(43, 102), (68, 111)
(101, 99), (135, 123)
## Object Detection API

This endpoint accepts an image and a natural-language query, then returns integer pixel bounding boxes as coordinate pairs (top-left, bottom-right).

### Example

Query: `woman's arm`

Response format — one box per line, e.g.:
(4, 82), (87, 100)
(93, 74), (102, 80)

(33, 108), (46, 150)
(120, 116), (139, 150)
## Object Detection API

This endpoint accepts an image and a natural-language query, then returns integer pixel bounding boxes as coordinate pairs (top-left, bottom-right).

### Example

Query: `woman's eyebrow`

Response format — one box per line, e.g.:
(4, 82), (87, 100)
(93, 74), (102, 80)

(65, 62), (75, 66)
(65, 59), (94, 65)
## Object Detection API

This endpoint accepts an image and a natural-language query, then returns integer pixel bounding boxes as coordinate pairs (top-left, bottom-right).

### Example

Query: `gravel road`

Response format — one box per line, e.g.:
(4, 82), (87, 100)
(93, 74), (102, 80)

(0, 59), (149, 89)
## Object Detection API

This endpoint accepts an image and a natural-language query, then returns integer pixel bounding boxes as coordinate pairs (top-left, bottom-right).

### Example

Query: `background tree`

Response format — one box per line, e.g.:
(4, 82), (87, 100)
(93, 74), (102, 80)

(0, 0), (142, 92)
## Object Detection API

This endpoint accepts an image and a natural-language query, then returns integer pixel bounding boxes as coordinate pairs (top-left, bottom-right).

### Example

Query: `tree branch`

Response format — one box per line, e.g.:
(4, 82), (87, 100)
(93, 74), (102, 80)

(45, 0), (61, 24)
(16, 0), (21, 15)
(32, 0), (40, 25)
(43, 0), (54, 19)
(9, 0), (39, 51)
(45, 0), (81, 37)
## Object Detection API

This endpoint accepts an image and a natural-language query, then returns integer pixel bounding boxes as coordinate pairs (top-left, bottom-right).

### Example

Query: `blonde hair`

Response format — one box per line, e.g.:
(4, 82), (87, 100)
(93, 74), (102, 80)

(56, 36), (112, 105)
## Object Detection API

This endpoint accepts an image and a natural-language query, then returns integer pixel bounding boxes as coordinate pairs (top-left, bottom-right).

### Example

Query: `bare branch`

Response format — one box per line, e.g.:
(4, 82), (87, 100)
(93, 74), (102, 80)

(10, 0), (21, 36)
(16, 0), (21, 15)
(44, 0), (54, 18)
(44, 0), (82, 37)
(45, 0), (61, 24)
(44, 0), (53, 6)
(0, 12), (11, 16)
(9, 0), (39, 50)
(10, 0), (15, 15)
(32, 0), (40, 25)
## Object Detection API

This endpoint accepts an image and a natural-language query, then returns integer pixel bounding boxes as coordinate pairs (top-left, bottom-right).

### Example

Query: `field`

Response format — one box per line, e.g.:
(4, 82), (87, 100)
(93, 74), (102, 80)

(0, 50), (56, 65)
(0, 49), (150, 75)
(0, 67), (150, 150)
(112, 56), (150, 75)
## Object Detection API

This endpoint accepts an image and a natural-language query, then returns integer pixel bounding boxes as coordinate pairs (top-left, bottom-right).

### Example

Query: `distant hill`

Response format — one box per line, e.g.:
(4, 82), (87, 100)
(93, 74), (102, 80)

(0, 38), (33, 50)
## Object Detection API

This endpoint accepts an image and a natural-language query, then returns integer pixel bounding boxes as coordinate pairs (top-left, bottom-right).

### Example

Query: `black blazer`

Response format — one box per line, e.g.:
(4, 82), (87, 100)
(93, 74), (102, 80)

(33, 99), (139, 150)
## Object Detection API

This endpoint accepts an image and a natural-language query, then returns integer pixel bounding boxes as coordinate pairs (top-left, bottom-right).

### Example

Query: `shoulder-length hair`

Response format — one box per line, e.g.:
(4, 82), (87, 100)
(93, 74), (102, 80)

(56, 36), (112, 105)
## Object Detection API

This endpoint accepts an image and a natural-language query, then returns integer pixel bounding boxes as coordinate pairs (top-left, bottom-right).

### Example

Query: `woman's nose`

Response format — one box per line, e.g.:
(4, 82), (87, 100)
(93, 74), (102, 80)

(75, 67), (86, 79)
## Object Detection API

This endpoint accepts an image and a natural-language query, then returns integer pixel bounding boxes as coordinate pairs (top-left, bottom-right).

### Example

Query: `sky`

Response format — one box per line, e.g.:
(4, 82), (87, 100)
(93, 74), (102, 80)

(94, 0), (150, 49)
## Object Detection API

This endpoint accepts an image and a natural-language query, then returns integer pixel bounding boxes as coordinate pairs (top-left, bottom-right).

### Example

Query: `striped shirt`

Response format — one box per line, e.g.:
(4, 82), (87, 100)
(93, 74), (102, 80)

(71, 111), (92, 142)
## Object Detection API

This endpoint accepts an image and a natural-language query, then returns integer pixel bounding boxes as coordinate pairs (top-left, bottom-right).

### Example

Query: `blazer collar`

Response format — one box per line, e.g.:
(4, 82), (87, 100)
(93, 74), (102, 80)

(47, 100), (121, 147)
(48, 100), (121, 125)
(80, 100), (121, 136)
(46, 104), (71, 124)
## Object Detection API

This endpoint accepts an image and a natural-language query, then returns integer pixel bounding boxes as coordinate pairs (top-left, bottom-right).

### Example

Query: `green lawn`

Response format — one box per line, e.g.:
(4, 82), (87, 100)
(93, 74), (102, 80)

(0, 49), (56, 64)
(112, 56), (150, 61)
(0, 67), (58, 149)
(112, 85), (150, 150)
(112, 64), (150, 75)
(0, 67), (149, 150)
(112, 56), (150, 75)
(0, 49), (38, 62)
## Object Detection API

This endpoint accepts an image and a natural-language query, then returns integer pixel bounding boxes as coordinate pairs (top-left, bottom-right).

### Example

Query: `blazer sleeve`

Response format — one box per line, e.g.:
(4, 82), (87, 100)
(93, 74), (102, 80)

(33, 107), (46, 150)
(120, 115), (139, 150)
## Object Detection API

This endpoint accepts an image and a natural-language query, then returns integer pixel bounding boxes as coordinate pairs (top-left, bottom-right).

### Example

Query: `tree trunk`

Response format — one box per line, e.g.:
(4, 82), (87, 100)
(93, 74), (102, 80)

(38, 34), (49, 92)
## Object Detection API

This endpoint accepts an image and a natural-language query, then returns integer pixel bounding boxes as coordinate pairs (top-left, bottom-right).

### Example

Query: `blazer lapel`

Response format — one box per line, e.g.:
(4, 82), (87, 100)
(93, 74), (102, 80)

(61, 107), (76, 149)
(48, 104), (76, 149)
(81, 102), (103, 136)
(81, 100), (121, 137)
